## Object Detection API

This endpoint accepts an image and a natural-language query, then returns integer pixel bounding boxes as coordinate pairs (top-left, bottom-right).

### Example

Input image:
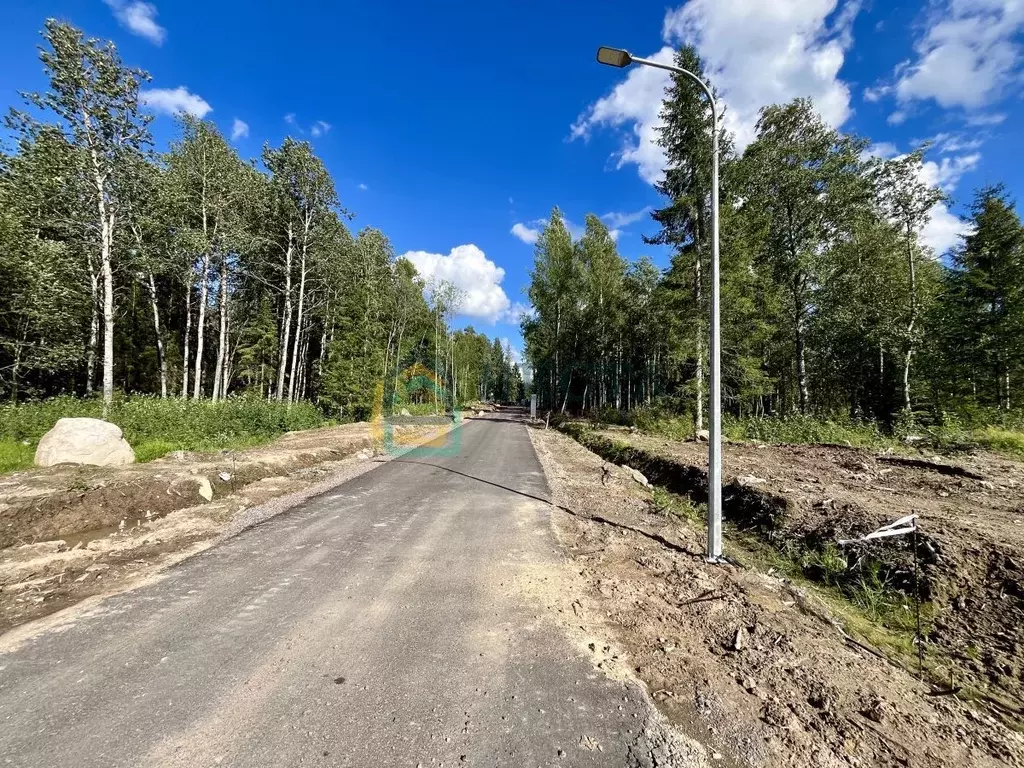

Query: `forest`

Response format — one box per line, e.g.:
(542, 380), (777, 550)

(0, 20), (523, 425)
(524, 47), (1024, 441)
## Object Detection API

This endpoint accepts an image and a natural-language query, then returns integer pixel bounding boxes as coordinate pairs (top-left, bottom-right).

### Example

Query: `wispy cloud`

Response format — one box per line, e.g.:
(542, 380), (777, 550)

(311, 120), (332, 138)
(601, 206), (650, 229)
(230, 118), (249, 141)
(358, 183), (369, 191)
(141, 87), (212, 118)
(103, 0), (166, 45)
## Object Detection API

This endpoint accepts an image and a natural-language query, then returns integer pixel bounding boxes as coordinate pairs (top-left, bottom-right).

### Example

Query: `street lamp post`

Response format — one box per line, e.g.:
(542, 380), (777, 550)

(596, 46), (723, 562)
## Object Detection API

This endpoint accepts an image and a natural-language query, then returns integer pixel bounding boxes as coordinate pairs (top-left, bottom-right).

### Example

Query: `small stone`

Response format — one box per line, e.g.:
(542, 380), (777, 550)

(696, 429), (710, 442)
(621, 465), (650, 488)
(741, 677), (757, 692)
(737, 474), (766, 487)
(732, 627), (746, 651)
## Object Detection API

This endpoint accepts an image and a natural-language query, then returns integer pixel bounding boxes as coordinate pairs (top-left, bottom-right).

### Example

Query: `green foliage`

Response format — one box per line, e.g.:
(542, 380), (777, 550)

(0, 20), (510, 419)
(0, 441), (34, 473)
(0, 395), (326, 472)
(722, 414), (897, 448)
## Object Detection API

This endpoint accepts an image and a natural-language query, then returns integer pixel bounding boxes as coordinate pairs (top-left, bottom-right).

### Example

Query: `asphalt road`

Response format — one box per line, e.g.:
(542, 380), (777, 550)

(0, 413), (697, 767)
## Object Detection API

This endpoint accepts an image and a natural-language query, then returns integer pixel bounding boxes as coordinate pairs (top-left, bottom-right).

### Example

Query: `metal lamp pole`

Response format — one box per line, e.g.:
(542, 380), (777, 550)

(596, 47), (722, 561)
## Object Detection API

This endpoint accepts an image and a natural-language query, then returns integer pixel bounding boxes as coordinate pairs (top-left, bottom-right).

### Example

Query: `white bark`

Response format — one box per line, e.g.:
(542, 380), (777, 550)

(276, 223), (294, 401)
(288, 233), (309, 403)
(181, 270), (193, 398)
(146, 273), (168, 397)
(86, 256), (99, 396)
(212, 254), (228, 402)
(192, 252), (210, 399)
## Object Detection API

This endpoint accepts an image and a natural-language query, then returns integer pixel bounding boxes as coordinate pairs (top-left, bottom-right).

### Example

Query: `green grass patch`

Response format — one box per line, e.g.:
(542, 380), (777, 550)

(0, 395), (329, 473)
(0, 441), (34, 473)
(726, 529), (930, 662)
(967, 426), (1024, 457)
(652, 486), (705, 523)
(723, 414), (899, 448)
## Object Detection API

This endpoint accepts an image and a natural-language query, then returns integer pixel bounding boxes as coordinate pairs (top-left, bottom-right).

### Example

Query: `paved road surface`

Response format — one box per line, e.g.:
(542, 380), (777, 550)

(0, 413), (694, 767)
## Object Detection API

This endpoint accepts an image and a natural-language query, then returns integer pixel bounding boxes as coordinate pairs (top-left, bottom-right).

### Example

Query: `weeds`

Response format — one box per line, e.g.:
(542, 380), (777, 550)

(652, 487), (705, 523)
(728, 530), (931, 661)
(724, 414), (898, 448)
(0, 395), (328, 473)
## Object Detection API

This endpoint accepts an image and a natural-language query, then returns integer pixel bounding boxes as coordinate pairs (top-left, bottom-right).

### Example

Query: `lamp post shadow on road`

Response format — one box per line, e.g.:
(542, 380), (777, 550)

(596, 46), (724, 563)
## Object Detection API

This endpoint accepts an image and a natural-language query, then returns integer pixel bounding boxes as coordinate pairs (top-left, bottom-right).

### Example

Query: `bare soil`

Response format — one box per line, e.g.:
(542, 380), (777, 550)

(0, 422), (438, 634)
(529, 425), (1024, 768)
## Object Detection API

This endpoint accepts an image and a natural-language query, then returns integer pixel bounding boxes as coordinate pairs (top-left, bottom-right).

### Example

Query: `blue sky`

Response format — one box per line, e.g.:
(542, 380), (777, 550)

(2, 1), (1023, 358)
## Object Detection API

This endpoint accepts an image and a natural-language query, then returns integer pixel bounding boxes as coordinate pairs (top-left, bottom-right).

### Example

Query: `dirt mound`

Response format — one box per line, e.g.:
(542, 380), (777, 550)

(530, 426), (1024, 767)
(558, 423), (1024, 724)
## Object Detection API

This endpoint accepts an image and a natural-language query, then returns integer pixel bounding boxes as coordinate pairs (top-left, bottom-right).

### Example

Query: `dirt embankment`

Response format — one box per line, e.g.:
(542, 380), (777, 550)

(530, 425), (1024, 767)
(561, 425), (1024, 714)
(0, 421), (440, 634)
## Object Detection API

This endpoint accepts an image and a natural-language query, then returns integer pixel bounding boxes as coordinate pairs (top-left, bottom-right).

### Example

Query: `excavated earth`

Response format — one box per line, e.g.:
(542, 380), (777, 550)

(529, 424), (1024, 767)
(0, 421), (439, 633)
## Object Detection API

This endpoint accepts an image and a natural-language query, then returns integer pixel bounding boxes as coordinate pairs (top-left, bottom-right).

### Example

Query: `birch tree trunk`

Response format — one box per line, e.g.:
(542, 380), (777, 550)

(192, 252), (211, 399)
(181, 270), (193, 398)
(212, 254), (228, 402)
(276, 224), (294, 401)
(100, 212), (115, 415)
(903, 229), (917, 413)
(146, 273), (168, 397)
(86, 256), (99, 396)
(288, 236), (309, 403)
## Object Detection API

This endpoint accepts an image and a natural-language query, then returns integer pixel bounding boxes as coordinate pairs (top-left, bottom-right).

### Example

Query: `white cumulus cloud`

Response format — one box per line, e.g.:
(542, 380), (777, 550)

(230, 118), (249, 141)
(894, 0), (1024, 111)
(402, 245), (512, 323)
(141, 87), (212, 118)
(510, 222), (541, 245)
(572, 0), (860, 183)
(921, 203), (969, 255)
(103, 0), (166, 45)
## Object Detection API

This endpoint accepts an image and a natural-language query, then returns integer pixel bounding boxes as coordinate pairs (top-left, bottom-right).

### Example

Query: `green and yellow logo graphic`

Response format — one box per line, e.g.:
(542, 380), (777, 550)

(371, 361), (462, 457)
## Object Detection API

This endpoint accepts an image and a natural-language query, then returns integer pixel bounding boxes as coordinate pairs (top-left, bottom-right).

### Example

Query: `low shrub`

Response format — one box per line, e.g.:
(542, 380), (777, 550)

(0, 395), (328, 472)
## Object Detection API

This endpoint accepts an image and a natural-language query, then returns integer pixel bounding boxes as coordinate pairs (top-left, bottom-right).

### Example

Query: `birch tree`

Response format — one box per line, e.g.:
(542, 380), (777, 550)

(872, 148), (946, 413)
(11, 20), (152, 412)
(737, 98), (869, 413)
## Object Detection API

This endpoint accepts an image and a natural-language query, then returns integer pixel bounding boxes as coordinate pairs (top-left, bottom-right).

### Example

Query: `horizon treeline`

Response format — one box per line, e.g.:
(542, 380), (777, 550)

(524, 47), (1024, 429)
(0, 20), (523, 418)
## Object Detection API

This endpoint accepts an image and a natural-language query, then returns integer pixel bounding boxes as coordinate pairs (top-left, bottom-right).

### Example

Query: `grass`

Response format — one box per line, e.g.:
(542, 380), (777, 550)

(652, 486), (705, 524)
(0, 441), (34, 474)
(965, 426), (1024, 457)
(723, 414), (900, 449)
(726, 529), (931, 661)
(0, 395), (328, 473)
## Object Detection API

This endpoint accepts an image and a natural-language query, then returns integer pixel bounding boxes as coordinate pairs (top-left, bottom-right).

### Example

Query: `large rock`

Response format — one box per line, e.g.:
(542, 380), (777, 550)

(34, 418), (136, 467)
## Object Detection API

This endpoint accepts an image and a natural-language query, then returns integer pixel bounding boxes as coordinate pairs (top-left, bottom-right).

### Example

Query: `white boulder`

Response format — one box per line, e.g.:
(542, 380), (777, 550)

(34, 418), (136, 468)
